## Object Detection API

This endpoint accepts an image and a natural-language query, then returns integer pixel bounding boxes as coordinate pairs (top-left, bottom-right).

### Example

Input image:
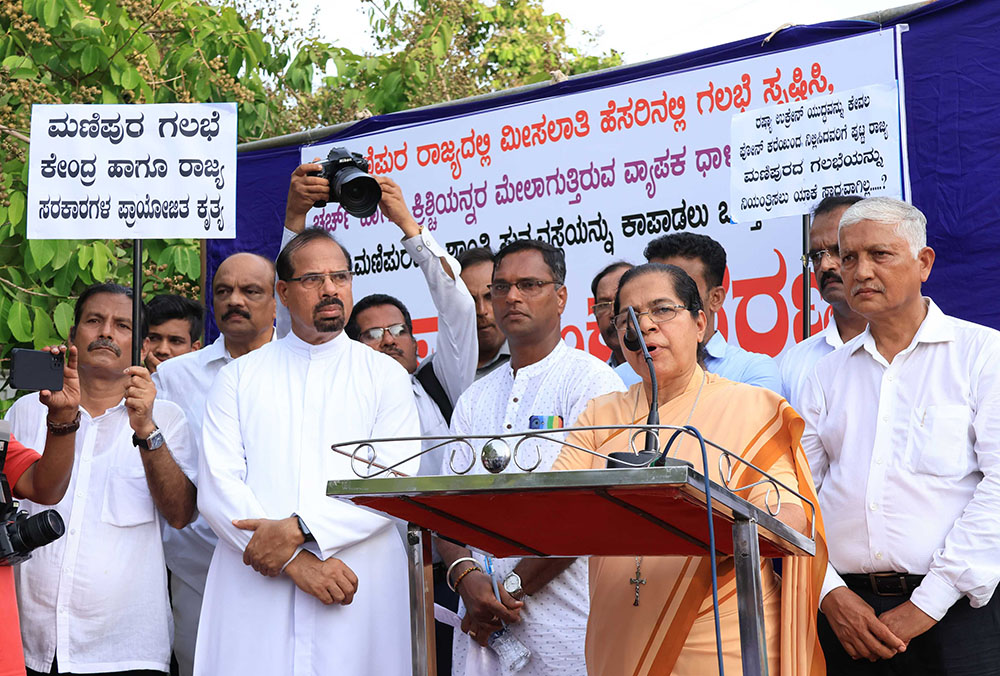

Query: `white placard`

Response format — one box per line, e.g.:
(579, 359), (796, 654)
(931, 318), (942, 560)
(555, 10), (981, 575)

(301, 31), (899, 360)
(730, 83), (904, 222)
(27, 103), (237, 239)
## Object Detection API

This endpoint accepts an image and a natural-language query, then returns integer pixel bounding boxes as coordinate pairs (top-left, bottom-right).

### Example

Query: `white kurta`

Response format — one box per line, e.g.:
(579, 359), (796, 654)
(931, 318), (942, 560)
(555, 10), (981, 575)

(194, 330), (421, 676)
(444, 340), (626, 676)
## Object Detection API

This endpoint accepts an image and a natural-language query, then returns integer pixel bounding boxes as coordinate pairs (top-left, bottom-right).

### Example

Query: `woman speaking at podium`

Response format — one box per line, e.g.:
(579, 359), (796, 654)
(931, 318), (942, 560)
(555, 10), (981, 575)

(553, 263), (827, 676)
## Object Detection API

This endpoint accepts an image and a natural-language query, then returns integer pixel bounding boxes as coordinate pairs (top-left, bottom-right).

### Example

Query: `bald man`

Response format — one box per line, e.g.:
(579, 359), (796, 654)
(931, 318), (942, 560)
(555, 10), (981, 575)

(153, 251), (278, 676)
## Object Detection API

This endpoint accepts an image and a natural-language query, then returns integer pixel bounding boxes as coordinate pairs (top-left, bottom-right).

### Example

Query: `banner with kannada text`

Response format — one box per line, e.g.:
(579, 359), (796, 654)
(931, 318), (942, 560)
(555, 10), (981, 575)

(300, 30), (901, 361)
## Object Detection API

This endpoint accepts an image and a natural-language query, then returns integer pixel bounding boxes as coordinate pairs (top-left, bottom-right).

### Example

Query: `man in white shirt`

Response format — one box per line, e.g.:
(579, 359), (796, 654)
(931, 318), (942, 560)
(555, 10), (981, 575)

(438, 239), (626, 676)
(779, 195), (867, 410)
(801, 197), (1000, 674)
(457, 246), (511, 378)
(617, 232), (781, 391)
(8, 283), (197, 675)
(152, 252), (277, 676)
(195, 228), (421, 676)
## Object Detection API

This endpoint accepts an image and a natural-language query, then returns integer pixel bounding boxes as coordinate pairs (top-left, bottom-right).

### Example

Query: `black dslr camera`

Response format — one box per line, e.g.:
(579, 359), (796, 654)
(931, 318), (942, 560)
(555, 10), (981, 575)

(0, 421), (64, 566)
(310, 147), (382, 219)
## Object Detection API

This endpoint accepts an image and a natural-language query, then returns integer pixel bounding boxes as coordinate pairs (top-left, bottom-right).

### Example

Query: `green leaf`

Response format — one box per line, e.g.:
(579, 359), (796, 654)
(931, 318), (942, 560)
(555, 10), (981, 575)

(32, 307), (57, 348)
(7, 301), (32, 342)
(81, 44), (101, 72)
(7, 191), (24, 226)
(77, 244), (93, 269)
(53, 302), (74, 338)
(120, 66), (141, 90)
(50, 240), (72, 269)
(42, 0), (63, 29)
(28, 239), (55, 268)
(92, 242), (109, 281)
(69, 16), (102, 38)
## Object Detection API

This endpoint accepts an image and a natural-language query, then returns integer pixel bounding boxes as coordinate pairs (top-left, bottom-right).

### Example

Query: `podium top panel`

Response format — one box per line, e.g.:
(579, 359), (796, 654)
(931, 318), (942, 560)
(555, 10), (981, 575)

(328, 466), (815, 559)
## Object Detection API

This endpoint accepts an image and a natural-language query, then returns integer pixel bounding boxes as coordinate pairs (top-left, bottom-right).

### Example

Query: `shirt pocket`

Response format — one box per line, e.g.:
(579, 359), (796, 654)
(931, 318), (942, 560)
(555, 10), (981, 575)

(101, 467), (156, 528)
(906, 404), (974, 478)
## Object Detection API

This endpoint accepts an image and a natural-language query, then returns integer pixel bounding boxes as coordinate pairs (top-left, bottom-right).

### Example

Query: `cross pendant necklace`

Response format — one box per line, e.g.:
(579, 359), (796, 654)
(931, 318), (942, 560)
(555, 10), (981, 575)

(630, 556), (646, 606)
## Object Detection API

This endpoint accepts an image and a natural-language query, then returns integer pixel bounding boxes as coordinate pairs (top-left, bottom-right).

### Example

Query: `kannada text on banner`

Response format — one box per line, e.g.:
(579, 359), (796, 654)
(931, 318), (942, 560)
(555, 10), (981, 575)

(298, 31), (901, 361)
(731, 82), (904, 222)
(27, 102), (237, 240)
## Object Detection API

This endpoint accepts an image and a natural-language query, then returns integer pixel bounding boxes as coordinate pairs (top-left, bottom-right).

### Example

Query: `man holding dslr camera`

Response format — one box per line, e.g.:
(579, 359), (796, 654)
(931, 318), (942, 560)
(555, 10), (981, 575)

(1, 346), (79, 676)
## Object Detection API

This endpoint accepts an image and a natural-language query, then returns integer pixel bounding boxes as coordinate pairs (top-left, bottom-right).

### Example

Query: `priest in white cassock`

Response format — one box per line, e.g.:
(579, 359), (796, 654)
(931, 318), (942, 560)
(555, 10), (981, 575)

(194, 227), (421, 676)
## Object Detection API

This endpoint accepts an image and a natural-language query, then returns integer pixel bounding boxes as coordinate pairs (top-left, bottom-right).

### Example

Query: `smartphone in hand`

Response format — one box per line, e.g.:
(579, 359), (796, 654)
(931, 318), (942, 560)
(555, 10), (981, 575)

(10, 348), (64, 392)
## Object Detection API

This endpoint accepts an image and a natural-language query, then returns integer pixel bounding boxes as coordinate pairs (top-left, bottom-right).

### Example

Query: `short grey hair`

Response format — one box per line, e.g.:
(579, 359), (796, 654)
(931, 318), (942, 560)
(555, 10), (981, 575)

(839, 197), (927, 258)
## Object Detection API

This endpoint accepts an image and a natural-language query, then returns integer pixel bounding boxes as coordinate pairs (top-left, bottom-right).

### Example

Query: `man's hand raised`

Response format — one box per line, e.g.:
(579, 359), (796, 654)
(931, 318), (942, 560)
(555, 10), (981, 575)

(375, 175), (420, 239)
(285, 161), (327, 233)
(39, 345), (79, 421)
(821, 587), (906, 661)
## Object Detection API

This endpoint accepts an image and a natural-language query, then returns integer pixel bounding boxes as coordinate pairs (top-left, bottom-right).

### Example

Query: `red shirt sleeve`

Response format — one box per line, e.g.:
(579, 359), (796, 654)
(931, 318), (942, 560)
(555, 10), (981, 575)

(4, 433), (41, 494)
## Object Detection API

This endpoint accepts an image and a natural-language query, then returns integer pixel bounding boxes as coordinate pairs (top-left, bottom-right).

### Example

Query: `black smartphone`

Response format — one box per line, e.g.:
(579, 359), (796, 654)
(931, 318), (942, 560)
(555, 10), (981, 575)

(10, 348), (64, 392)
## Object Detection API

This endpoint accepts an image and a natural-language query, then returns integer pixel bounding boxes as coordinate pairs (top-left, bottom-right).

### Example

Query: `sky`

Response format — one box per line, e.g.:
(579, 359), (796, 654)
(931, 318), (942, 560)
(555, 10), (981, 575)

(294, 0), (914, 65)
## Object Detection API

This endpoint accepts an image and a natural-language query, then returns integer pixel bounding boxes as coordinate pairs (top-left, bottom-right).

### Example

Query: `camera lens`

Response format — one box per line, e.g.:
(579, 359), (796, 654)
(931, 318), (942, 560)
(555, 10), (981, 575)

(8, 509), (65, 553)
(333, 167), (382, 219)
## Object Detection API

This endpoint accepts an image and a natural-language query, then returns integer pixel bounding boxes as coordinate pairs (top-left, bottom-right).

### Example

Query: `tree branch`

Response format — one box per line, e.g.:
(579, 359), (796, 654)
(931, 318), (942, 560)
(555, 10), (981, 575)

(0, 124), (30, 144)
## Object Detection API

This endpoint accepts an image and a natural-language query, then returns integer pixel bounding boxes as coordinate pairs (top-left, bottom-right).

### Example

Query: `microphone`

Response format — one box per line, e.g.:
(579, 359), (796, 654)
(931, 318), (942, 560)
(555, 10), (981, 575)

(607, 307), (660, 468)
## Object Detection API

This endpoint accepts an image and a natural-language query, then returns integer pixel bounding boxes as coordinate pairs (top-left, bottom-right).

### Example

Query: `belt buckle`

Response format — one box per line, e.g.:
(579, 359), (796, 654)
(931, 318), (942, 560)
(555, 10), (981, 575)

(869, 572), (908, 597)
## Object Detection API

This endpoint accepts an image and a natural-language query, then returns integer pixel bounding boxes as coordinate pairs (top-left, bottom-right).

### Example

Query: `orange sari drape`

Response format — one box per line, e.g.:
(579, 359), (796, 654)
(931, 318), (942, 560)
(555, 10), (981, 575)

(553, 369), (827, 676)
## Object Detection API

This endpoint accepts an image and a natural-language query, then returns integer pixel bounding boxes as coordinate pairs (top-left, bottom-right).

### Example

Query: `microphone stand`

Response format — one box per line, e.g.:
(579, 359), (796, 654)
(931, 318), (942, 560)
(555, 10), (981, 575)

(607, 307), (660, 468)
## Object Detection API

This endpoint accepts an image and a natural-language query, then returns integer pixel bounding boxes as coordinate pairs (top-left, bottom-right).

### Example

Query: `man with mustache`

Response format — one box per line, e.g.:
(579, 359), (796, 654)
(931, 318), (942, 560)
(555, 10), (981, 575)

(801, 197), (1000, 674)
(7, 283), (197, 675)
(779, 195), (867, 409)
(194, 227), (421, 675)
(438, 239), (625, 676)
(151, 252), (277, 676)
(458, 246), (510, 378)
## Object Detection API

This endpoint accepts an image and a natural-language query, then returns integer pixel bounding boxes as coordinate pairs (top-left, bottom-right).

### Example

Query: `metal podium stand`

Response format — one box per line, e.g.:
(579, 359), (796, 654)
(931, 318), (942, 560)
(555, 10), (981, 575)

(328, 463), (816, 676)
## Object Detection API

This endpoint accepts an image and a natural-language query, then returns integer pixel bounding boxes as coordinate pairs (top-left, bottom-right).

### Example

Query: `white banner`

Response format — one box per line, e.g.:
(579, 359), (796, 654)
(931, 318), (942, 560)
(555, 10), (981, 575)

(300, 31), (900, 362)
(27, 103), (237, 239)
(731, 83), (904, 222)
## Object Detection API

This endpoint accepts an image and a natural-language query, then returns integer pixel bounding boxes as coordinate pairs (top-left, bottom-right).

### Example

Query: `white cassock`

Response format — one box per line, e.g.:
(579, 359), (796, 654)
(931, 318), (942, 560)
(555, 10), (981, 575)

(194, 330), (421, 676)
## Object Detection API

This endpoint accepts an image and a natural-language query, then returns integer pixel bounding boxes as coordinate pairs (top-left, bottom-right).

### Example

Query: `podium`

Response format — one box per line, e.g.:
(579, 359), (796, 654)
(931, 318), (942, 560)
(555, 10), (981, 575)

(327, 462), (816, 676)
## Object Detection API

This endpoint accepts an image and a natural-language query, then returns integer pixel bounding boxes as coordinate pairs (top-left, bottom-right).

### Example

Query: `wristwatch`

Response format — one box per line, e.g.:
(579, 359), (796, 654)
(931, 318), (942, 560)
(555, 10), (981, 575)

(502, 571), (524, 599)
(293, 513), (315, 543)
(132, 427), (165, 451)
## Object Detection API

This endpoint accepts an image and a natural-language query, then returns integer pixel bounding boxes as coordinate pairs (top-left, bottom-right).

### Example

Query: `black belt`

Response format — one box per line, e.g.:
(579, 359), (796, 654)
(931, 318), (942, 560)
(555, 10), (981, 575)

(841, 572), (924, 597)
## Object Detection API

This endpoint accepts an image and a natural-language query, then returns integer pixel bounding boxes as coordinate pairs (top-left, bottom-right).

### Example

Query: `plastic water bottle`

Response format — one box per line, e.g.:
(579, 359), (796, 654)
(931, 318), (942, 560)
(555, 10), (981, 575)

(488, 627), (531, 672)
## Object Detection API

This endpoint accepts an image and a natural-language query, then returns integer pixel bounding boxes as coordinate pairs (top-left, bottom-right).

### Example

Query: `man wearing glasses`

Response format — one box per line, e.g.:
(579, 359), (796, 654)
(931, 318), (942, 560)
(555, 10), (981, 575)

(195, 222), (421, 675)
(437, 239), (625, 676)
(589, 262), (633, 368)
(779, 195), (867, 410)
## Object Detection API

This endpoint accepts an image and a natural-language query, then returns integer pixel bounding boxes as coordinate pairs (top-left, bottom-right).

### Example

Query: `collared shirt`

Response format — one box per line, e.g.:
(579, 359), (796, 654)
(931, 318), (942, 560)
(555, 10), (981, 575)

(476, 341), (511, 380)
(6, 394), (195, 673)
(801, 299), (1000, 620)
(444, 340), (625, 675)
(153, 330), (276, 592)
(401, 230), (477, 476)
(778, 319), (846, 411)
(615, 331), (782, 393)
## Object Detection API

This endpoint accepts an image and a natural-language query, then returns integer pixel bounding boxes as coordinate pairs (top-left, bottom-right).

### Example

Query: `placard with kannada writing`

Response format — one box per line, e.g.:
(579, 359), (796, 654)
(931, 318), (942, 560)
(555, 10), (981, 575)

(730, 82), (904, 222)
(27, 102), (237, 240)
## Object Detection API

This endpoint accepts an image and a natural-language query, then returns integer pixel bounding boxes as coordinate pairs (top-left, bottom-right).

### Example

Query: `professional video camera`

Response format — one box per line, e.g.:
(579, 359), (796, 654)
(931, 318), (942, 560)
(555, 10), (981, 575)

(310, 147), (382, 219)
(0, 421), (64, 566)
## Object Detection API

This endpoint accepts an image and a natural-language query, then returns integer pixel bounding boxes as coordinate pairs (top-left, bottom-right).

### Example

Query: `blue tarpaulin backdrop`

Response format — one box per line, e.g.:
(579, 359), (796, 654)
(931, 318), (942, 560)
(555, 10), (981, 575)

(208, 0), (999, 342)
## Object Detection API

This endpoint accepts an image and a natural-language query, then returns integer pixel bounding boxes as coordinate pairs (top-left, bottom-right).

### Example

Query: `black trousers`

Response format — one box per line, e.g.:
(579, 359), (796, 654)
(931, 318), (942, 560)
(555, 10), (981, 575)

(818, 584), (1000, 676)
